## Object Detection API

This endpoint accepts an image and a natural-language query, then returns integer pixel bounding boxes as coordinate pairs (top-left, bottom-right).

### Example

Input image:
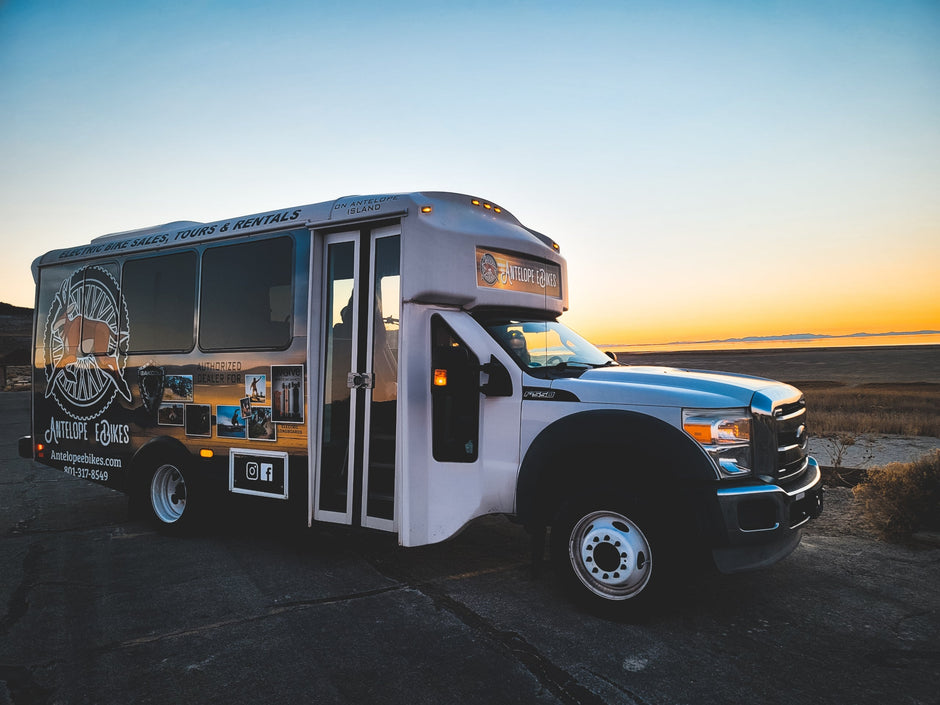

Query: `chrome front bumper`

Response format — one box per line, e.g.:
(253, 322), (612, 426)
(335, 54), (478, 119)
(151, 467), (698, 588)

(711, 457), (824, 574)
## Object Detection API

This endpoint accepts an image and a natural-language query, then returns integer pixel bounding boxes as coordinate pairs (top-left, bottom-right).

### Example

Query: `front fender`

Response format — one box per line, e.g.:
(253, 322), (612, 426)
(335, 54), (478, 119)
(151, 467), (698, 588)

(516, 409), (717, 527)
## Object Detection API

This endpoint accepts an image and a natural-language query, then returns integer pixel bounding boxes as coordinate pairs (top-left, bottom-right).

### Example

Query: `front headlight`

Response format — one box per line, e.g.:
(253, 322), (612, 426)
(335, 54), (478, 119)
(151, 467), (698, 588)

(682, 408), (752, 478)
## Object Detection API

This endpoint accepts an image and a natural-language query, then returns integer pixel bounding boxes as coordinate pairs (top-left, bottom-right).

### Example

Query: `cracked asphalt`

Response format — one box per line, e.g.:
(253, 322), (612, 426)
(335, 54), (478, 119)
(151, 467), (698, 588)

(2, 391), (938, 704)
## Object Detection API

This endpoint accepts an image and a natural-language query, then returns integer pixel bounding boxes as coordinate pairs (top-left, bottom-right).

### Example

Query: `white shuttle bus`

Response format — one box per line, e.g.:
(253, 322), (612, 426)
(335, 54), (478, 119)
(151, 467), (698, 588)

(20, 191), (823, 612)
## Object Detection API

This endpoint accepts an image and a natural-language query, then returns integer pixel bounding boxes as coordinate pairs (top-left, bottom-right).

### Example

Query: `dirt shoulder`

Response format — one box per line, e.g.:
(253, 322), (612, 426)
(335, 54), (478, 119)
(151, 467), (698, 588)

(809, 486), (878, 539)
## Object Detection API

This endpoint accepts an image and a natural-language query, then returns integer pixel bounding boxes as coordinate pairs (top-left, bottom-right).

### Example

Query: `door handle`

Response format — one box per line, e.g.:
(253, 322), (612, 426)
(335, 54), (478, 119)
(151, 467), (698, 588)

(347, 372), (375, 390)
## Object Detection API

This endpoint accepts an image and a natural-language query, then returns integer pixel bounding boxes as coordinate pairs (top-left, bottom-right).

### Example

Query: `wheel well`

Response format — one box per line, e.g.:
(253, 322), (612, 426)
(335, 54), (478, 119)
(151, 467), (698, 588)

(516, 409), (716, 528)
(129, 437), (192, 494)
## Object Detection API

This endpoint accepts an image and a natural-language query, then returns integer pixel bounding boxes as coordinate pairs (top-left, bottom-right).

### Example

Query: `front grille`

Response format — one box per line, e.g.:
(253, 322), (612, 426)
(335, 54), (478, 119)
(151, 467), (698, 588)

(751, 393), (809, 482)
(774, 399), (809, 481)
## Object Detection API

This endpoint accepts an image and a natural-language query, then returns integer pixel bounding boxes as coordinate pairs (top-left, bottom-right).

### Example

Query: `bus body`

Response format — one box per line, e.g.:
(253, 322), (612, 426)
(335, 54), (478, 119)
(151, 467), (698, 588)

(20, 191), (823, 612)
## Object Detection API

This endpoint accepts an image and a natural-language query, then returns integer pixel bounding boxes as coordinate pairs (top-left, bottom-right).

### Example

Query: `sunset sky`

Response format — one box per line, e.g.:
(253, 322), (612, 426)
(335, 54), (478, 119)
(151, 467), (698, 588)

(1, 0), (938, 346)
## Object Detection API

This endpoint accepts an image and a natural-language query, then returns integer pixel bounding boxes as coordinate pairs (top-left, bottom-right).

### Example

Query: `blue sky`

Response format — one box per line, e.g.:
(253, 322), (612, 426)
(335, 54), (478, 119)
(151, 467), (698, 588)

(2, 0), (938, 343)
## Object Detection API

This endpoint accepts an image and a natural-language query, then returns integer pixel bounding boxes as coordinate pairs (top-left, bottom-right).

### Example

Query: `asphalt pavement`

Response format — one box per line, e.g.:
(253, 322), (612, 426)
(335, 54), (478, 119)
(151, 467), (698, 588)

(1, 391), (938, 704)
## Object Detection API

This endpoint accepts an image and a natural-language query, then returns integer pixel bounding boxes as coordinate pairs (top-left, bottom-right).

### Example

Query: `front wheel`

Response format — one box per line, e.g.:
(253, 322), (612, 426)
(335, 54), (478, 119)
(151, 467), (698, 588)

(552, 500), (662, 616)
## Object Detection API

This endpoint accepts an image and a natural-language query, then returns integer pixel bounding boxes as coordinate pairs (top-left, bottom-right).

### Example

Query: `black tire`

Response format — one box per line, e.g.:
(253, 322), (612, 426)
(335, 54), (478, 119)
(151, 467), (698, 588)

(551, 495), (664, 617)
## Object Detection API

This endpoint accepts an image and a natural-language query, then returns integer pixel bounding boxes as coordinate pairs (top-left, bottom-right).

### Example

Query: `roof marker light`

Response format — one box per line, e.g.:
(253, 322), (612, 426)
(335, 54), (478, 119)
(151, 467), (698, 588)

(471, 199), (481, 206)
(483, 203), (492, 210)
(420, 206), (433, 213)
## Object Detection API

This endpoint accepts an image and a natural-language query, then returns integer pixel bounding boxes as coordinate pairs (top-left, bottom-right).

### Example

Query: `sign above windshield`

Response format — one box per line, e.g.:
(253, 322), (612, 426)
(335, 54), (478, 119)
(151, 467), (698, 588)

(476, 248), (562, 299)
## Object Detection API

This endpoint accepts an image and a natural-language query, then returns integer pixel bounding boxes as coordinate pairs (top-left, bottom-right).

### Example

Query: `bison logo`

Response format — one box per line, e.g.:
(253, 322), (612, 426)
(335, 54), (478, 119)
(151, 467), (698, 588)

(43, 266), (132, 420)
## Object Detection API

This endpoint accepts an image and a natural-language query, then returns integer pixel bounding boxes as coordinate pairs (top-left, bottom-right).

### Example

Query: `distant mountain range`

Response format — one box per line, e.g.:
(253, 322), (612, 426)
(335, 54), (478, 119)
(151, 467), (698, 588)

(0, 302), (32, 362)
(0, 302), (32, 316)
(665, 330), (940, 346)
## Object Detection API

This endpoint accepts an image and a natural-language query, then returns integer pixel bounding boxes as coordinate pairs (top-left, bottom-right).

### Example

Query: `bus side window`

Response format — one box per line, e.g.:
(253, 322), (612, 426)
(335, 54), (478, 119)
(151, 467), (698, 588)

(430, 315), (480, 462)
(122, 252), (197, 353)
(200, 236), (294, 350)
(38, 262), (121, 363)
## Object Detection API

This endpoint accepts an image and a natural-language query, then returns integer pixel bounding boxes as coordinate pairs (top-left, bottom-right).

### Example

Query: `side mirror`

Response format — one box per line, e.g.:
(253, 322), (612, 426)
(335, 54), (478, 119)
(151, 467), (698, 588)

(605, 350), (618, 362)
(480, 355), (513, 397)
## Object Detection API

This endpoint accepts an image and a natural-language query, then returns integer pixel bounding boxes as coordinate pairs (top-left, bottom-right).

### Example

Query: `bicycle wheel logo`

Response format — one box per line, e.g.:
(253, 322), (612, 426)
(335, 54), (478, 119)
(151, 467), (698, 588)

(43, 266), (132, 420)
(479, 252), (499, 286)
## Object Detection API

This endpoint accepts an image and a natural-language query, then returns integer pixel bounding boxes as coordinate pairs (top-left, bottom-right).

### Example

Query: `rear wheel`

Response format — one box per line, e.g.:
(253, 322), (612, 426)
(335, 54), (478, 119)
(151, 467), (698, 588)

(552, 497), (662, 616)
(146, 458), (198, 532)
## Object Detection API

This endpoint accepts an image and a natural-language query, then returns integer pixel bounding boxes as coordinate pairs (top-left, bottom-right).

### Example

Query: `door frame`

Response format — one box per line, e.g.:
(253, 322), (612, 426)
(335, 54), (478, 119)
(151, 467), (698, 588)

(360, 225), (401, 532)
(311, 230), (361, 526)
(309, 225), (401, 532)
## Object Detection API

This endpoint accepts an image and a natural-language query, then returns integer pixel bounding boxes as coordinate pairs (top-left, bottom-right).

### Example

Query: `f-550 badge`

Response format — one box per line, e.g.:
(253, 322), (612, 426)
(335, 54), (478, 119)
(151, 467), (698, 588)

(43, 266), (132, 420)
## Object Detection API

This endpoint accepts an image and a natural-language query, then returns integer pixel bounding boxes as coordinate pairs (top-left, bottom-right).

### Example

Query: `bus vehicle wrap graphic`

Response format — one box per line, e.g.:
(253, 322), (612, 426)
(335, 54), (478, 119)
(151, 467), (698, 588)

(42, 265), (132, 420)
(138, 366), (165, 415)
(475, 247), (562, 298)
(19, 192), (822, 614)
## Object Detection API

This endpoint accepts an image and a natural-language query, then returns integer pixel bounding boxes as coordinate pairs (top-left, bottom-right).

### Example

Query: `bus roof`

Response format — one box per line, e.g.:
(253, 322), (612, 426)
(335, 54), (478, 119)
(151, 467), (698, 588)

(31, 191), (568, 314)
(34, 192), (555, 266)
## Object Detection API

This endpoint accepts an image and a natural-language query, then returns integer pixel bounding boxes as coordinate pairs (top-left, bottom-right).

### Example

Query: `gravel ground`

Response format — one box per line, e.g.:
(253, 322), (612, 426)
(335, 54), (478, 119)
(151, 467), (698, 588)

(808, 434), (940, 469)
(809, 437), (940, 547)
(810, 486), (878, 538)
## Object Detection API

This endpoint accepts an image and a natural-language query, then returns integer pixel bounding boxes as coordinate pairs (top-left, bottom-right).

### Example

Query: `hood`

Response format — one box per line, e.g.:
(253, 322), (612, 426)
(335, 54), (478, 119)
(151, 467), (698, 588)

(552, 365), (799, 409)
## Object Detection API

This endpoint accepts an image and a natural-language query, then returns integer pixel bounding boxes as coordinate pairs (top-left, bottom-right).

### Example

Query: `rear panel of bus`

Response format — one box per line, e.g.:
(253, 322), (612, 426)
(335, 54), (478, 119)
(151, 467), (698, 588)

(31, 228), (311, 511)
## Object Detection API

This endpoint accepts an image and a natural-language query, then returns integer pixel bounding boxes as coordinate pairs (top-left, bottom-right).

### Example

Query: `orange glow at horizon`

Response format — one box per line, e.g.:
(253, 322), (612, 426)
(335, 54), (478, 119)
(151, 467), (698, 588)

(567, 276), (940, 347)
(563, 234), (940, 347)
(574, 308), (940, 348)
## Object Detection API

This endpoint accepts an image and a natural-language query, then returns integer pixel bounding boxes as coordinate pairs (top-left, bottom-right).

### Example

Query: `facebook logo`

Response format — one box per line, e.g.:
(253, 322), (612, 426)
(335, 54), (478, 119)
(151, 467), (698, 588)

(260, 463), (273, 482)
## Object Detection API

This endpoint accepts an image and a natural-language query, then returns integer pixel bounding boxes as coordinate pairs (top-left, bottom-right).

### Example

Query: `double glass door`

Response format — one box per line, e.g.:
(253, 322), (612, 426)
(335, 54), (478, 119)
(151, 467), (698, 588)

(314, 227), (400, 531)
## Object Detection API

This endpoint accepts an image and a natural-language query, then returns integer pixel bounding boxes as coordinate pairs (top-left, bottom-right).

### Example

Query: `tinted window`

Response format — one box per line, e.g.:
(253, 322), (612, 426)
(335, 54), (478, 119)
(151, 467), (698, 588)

(431, 315), (480, 462)
(200, 237), (294, 350)
(122, 252), (197, 353)
(38, 261), (122, 359)
(483, 318), (612, 370)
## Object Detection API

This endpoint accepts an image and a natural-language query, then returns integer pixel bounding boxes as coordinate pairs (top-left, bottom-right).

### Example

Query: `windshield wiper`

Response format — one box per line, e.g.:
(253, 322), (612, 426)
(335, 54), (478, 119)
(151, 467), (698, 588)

(545, 360), (591, 371)
(545, 359), (617, 371)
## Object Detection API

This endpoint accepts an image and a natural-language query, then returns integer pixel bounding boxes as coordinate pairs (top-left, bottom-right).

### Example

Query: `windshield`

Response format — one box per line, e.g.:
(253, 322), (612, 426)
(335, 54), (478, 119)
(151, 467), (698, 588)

(482, 317), (615, 372)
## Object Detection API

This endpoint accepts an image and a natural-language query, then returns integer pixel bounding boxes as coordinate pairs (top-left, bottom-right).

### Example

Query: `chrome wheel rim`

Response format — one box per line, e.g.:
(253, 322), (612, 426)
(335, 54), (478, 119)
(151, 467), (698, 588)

(568, 510), (652, 600)
(151, 464), (187, 523)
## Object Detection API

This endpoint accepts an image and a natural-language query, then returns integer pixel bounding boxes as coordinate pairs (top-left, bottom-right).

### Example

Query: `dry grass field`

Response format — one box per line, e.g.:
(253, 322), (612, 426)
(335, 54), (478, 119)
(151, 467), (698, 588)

(799, 382), (940, 437)
(623, 345), (940, 439)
